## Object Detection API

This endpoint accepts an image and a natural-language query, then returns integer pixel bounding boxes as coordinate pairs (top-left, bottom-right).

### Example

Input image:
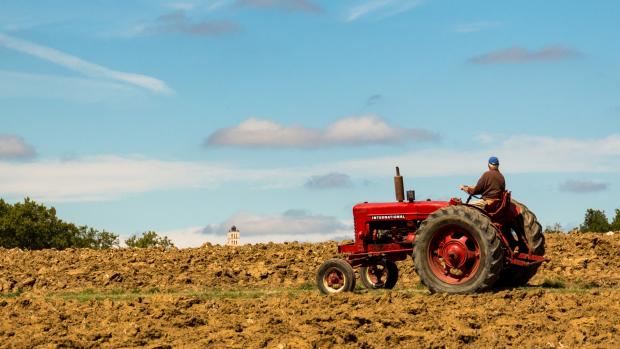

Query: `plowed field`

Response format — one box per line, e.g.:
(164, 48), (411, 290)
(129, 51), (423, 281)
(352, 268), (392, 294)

(1, 232), (619, 348)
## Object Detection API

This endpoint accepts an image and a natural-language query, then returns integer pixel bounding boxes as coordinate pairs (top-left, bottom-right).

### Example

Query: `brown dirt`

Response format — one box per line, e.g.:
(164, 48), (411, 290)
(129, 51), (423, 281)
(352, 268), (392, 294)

(0, 232), (619, 348)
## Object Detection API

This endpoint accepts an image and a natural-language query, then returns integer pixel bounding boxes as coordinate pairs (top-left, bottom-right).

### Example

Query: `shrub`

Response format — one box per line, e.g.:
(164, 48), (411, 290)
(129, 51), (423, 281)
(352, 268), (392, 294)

(0, 198), (118, 250)
(544, 222), (563, 234)
(580, 209), (610, 233)
(610, 209), (620, 231)
(125, 231), (175, 249)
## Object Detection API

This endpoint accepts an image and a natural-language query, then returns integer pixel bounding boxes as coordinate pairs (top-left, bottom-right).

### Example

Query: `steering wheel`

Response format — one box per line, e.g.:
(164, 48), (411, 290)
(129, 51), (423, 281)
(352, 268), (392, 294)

(466, 194), (481, 204)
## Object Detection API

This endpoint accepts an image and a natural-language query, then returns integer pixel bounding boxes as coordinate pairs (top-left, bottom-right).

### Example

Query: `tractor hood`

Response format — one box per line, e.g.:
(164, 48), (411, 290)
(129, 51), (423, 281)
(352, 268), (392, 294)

(353, 201), (450, 220)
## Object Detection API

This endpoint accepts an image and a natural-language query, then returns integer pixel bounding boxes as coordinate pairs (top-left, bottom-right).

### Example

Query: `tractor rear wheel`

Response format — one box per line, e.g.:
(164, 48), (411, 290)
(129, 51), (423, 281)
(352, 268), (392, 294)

(497, 199), (545, 287)
(316, 258), (356, 295)
(414, 205), (504, 293)
(360, 260), (398, 289)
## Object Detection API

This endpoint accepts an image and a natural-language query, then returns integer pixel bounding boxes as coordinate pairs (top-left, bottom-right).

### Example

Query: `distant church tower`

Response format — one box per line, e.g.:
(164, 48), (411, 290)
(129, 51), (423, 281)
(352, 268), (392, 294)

(226, 226), (240, 246)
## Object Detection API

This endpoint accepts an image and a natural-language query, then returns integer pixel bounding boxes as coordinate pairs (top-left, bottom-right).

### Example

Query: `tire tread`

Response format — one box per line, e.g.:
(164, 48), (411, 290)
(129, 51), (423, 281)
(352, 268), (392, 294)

(414, 205), (503, 294)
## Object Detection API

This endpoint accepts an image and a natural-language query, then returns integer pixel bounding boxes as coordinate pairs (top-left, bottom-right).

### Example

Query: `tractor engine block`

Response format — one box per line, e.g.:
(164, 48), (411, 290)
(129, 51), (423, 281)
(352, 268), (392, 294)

(369, 221), (412, 243)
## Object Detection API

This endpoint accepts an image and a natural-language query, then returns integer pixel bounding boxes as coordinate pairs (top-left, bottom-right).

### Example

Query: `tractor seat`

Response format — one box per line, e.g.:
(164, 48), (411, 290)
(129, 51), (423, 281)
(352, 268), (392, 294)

(485, 191), (511, 219)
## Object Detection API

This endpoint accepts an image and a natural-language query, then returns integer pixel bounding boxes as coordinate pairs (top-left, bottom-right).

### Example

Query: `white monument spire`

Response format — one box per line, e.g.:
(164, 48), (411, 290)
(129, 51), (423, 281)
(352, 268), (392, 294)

(226, 225), (240, 246)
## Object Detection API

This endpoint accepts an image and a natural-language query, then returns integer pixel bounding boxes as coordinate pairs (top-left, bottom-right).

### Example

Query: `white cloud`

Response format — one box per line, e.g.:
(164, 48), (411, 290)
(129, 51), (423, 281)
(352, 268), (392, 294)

(0, 32), (172, 94)
(166, 2), (198, 11)
(126, 11), (239, 38)
(206, 0), (235, 11)
(305, 172), (353, 189)
(236, 0), (323, 14)
(154, 226), (214, 248)
(160, 209), (352, 248)
(206, 118), (321, 147)
(330, 134), (620, 177)
(205, 115), (438, 148)
(347, 0), (423, 22)
(474, 132), (498, 144)
(0, 70), (142, 102)
(559, 180), (609, 193)
(0, 134), (36, 159)
(324, 115), (437, 144)
(1, 134), (619, 203)
(199, 209), (352, 245)
(0, 156), (233, 202)
(0, 155), (307, 202)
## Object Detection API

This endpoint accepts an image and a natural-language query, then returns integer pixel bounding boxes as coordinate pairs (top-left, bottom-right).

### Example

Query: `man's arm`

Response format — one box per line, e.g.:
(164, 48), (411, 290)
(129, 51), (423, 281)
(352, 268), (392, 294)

(470, 173), (489, 196)
(459, 184), (474, 194)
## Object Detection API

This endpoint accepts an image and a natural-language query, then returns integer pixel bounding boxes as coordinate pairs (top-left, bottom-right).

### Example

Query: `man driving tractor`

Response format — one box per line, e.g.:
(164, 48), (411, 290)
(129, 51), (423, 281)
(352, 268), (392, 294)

(459, 156), (505, 210)
(317, 155), (546, 295)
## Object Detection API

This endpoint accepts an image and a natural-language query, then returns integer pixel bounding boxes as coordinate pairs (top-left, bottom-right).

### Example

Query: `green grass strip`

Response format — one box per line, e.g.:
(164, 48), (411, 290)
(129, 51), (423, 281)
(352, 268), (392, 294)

(1, 284), (618, 302)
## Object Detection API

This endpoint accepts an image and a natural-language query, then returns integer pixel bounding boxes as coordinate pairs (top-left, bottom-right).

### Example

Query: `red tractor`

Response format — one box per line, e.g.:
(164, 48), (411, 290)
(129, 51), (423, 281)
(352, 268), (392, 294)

(316, 167), (547, 294)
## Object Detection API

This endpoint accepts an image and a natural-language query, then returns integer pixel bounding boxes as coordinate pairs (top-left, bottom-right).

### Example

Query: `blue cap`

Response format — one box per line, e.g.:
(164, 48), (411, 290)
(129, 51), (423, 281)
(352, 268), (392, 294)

(488, 156), (499, 166)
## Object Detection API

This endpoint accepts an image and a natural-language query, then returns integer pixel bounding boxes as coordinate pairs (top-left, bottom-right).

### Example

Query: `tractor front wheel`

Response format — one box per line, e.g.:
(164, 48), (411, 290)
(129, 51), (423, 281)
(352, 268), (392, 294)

(360, 260), (398, 289)
(414, 205), (504, 293)
(316, 258), (356, 295)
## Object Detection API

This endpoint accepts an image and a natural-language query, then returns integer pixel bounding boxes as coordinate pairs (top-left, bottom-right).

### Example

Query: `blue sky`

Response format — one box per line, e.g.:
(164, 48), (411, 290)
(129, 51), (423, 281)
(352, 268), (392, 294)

(1, 0), (619, 246)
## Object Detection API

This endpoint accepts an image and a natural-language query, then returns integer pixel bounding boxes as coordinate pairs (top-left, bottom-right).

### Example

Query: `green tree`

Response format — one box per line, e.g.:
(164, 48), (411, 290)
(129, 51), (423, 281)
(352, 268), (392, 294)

(0, 198), (119, 250)
(0, 198), (74, 249)
(610, 209), (620, 231)
(579, 209), (610, 233)
(125, 231), (175, 249)
(75, 226), (119, 249)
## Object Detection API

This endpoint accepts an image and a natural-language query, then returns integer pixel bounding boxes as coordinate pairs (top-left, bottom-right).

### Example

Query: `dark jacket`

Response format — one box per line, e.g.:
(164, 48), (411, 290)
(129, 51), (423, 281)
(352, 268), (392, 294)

(469, 169), (505, 200)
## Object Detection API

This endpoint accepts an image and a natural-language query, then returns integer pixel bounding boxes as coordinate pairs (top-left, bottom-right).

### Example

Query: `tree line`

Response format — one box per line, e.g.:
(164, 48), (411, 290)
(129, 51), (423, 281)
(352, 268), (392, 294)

(545, 208), (620, 233)
(0, 198), (174, 250)
(579, 208), (620, 233)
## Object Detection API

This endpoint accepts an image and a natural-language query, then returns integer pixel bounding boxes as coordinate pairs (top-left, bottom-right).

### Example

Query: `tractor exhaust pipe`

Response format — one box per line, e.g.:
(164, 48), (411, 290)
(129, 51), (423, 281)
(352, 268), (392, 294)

(394, 166), (404, 202)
